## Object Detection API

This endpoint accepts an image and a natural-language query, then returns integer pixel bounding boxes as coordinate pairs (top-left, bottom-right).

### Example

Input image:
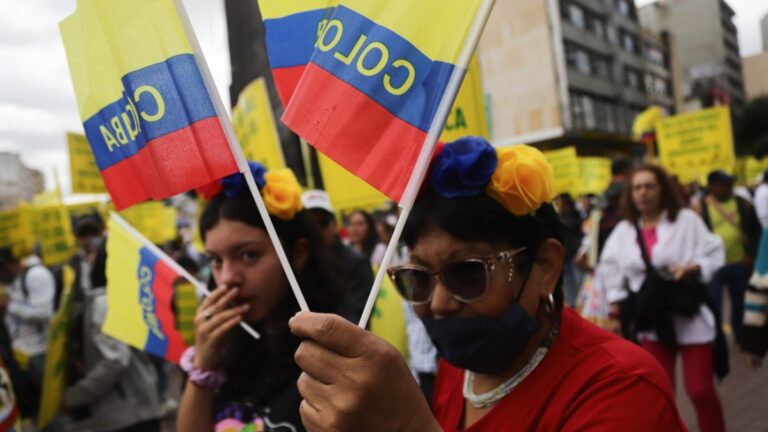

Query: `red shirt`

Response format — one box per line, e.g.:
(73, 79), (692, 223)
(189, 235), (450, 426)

(432, 309), (687, 431)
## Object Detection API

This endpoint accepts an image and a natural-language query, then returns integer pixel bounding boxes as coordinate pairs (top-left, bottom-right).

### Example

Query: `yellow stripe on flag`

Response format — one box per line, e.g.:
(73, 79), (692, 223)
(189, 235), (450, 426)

(260, 0), (326, 19)
(60, 0), (194, 120)
(103, 217), (150, 349)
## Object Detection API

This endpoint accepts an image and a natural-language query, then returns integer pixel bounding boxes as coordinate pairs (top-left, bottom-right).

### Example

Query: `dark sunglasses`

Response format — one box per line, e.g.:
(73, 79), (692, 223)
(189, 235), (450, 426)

(387, 248), (527, 304)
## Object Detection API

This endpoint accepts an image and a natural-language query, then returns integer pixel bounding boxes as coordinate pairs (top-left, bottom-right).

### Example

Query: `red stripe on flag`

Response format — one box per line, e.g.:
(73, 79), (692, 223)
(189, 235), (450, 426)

(152, 260), (187, 363)
(102, 117), (238, 210)
(282, 63), (428, 202)
(273, 65), (306, 106)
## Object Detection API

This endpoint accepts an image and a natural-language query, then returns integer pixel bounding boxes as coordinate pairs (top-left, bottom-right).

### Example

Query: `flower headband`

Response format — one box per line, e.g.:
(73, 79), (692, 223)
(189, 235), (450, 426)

(197, 161), (303, 220)
(429, 137), (555, 216)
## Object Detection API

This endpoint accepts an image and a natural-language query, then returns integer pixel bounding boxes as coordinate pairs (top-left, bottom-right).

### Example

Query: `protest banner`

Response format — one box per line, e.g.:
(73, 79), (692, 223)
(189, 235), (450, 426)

(30, 204), (78, 267)
(578, 157), (612, 196)
(317, 156), (389, 212)
(60, 0), (239, 210)
(68, 132), (107, 194)
(232, 77), (286, 170)
(0, 206), (36, 259)
(543, 146), (581, 196)
(440, 55), (490, 143)
(118, 202), (178, 245)
(37, 267), (74, 430)
(369, 266), (408, 359)
(657, 106), (735, 184)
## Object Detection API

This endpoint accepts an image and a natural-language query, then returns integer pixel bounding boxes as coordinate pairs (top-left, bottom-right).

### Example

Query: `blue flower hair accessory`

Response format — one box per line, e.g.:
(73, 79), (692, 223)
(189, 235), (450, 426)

(220, 161), (267, 198)
(429, 137), (498, 198)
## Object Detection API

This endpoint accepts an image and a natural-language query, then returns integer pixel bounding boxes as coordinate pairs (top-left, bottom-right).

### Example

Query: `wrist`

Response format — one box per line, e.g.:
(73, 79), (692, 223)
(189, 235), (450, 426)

(180, 346), (226, 389)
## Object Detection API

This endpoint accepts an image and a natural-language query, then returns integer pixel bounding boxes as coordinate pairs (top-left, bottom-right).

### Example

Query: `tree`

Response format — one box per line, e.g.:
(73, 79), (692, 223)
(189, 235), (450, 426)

(735, 96), (768, 158)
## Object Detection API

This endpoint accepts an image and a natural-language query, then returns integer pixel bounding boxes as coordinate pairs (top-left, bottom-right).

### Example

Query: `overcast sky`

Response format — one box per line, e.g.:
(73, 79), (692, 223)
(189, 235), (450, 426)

(0, 0), (766, 194)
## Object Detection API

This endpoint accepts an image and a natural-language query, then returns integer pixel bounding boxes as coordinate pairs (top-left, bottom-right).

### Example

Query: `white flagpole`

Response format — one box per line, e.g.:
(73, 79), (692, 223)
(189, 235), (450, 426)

(110, 212), (261, 340)
(174, 0), (310, 312)
(357, 0), (497, 328)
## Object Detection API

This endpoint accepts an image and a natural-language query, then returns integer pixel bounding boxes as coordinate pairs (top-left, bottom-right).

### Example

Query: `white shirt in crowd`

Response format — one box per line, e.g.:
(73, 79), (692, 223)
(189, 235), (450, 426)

(597, 209), (725, 345)
(5, 255), (55, 357)
(754, 182), (768, 229)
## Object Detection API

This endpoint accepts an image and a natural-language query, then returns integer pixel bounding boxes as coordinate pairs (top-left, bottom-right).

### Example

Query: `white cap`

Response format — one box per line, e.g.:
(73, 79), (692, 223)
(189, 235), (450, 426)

(301, 190), (334, 214)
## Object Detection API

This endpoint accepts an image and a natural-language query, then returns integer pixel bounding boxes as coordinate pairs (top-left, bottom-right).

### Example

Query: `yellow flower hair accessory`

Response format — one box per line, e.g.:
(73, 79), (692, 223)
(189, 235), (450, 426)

(486, 145), (555, 216)
(263, 169), (303, 220)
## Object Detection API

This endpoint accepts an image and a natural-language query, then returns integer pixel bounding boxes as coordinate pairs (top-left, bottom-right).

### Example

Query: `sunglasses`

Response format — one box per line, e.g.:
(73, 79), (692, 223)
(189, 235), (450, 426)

(387, 248), (527, 304)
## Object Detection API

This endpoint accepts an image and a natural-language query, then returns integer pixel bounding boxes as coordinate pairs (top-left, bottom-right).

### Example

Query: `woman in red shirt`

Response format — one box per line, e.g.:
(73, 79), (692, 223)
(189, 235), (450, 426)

(288, 138), (687, 431)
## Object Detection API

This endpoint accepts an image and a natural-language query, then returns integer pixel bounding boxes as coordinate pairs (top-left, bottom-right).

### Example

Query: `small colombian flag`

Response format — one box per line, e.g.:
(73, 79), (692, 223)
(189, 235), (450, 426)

(103, 215), (187, 364)
(60, 0), (239, 210)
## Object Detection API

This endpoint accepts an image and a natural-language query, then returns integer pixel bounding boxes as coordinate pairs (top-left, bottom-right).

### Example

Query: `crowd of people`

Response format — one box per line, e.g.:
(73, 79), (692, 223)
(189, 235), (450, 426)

(0, 138), (767, 431)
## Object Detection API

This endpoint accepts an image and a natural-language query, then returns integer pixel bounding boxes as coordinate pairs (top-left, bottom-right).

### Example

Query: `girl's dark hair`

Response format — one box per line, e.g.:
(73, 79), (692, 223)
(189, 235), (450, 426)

(348, 210), (380, 260)
(621, 164), (684, 223)
(403, 188), (565, 309)
(199, 192), (344, 405)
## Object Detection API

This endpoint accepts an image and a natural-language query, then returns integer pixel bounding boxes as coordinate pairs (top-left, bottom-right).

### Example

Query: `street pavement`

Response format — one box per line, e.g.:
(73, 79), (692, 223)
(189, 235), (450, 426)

(676, 333), (768, 432)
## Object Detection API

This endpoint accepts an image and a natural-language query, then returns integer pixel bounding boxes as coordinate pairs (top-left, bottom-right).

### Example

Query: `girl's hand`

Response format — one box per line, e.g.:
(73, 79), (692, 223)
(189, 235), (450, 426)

(193, 285), (250, 371)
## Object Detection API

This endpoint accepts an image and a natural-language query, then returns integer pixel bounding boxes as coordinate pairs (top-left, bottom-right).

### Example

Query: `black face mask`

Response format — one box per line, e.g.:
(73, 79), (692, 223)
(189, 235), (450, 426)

(422, 301), (542, 375)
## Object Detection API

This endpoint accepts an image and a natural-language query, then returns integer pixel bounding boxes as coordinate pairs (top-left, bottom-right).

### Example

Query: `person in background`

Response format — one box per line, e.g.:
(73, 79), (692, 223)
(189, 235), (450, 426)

(601, 165), (726, 432)
(177, 164), (343, 432)
(554, 194), (584, 307)
(302, 190), (373, 323)
(744, 170), (768, 368)
(694, 170), (761, 344)
(63, 240), (163, 432)
(288, 139), (685, 431)
(346, 210), (386, 267)
(0, 246), (55, 407)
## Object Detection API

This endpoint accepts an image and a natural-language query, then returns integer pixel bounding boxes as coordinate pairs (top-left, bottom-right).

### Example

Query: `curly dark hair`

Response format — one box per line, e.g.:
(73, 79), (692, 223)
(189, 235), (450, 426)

(199, 191), (344, 405)
(621, 164), (684, 223)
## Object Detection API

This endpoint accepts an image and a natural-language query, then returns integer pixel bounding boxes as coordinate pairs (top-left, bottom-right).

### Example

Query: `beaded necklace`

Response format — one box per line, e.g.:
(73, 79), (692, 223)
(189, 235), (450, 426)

(463, 318), (560, 409)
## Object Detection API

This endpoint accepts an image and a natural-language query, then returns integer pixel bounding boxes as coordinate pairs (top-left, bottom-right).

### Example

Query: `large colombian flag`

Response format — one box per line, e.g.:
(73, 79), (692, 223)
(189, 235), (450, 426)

(103, 215), (187, 364)
(264, 1), (484, 202)
(60, 0), (238, 210)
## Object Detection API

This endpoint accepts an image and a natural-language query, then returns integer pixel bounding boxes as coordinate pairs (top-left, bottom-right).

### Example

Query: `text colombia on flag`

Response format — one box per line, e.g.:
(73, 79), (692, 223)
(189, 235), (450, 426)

(60, 0), (238, 210)
(103, 216), (187, 364)
(279, 1), (484, 203)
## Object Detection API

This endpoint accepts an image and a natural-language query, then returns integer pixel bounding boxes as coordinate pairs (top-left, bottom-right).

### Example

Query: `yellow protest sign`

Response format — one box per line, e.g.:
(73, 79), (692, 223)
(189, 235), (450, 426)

(68, 132), (107, 194)
(578, 157), (612, 195)
(657, 106), (735, 184)
(543, 146), (581, 196)
(118, 202), (177, 244)
(369, 266), (408, 360)
(37, 267), (74, 430)
(232, 77), (285, 170)
(741, 157), (768, 186)
(0, 206), (36, 259)
(30, 205), (77, 267)
(318, 155), (389, 212)
(440, 55), (489, 143)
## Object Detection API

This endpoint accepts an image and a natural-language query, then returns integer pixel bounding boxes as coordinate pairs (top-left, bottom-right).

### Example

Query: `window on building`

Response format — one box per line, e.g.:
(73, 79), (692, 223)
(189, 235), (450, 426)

(592, 56), (611, 80)
(624, 67), (642, 91)
(617, 0), (633, 18)
(644, 44), (665, 68)
(621, 31), (637, 54)
(570, 92), (617, 132)
(566, 44), (591, 74)
(568, 4), (586, 29)
(587, 15), (606, 39)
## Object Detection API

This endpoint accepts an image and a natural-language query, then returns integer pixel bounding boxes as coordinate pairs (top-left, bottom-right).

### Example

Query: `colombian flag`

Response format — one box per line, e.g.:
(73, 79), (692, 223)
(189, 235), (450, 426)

(265, 1), (484, 202)
(103, 215), (187, 363)
(60, 0), (238, 210)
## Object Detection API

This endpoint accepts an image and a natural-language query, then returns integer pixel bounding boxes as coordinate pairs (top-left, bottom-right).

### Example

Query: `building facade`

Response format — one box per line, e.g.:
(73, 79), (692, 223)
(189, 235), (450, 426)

(761, 13), (768, 52)
(477, 0), (669, 156)
(0, 152), (45, 211)
(743, 52), (768, 99)
(639, 0), (746, 113)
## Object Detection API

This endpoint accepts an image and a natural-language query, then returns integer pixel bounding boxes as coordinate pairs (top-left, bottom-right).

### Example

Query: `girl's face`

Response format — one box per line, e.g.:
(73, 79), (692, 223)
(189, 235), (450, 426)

(205, 219), (288, 323)
(631, 170), (662, 216)
(347, 213), (369, 245)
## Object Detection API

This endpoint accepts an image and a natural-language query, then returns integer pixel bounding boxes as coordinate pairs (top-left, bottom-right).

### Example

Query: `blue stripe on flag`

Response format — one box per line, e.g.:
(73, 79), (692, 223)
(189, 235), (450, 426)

(83, 54), (216, 171)
(265, 9), (329, 68)
(308, 5), (456, 133)
(138, 247), (169, 357)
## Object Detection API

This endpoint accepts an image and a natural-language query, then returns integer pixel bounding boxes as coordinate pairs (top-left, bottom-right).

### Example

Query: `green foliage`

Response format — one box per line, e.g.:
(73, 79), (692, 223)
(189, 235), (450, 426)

(735, 96), (768, 157)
